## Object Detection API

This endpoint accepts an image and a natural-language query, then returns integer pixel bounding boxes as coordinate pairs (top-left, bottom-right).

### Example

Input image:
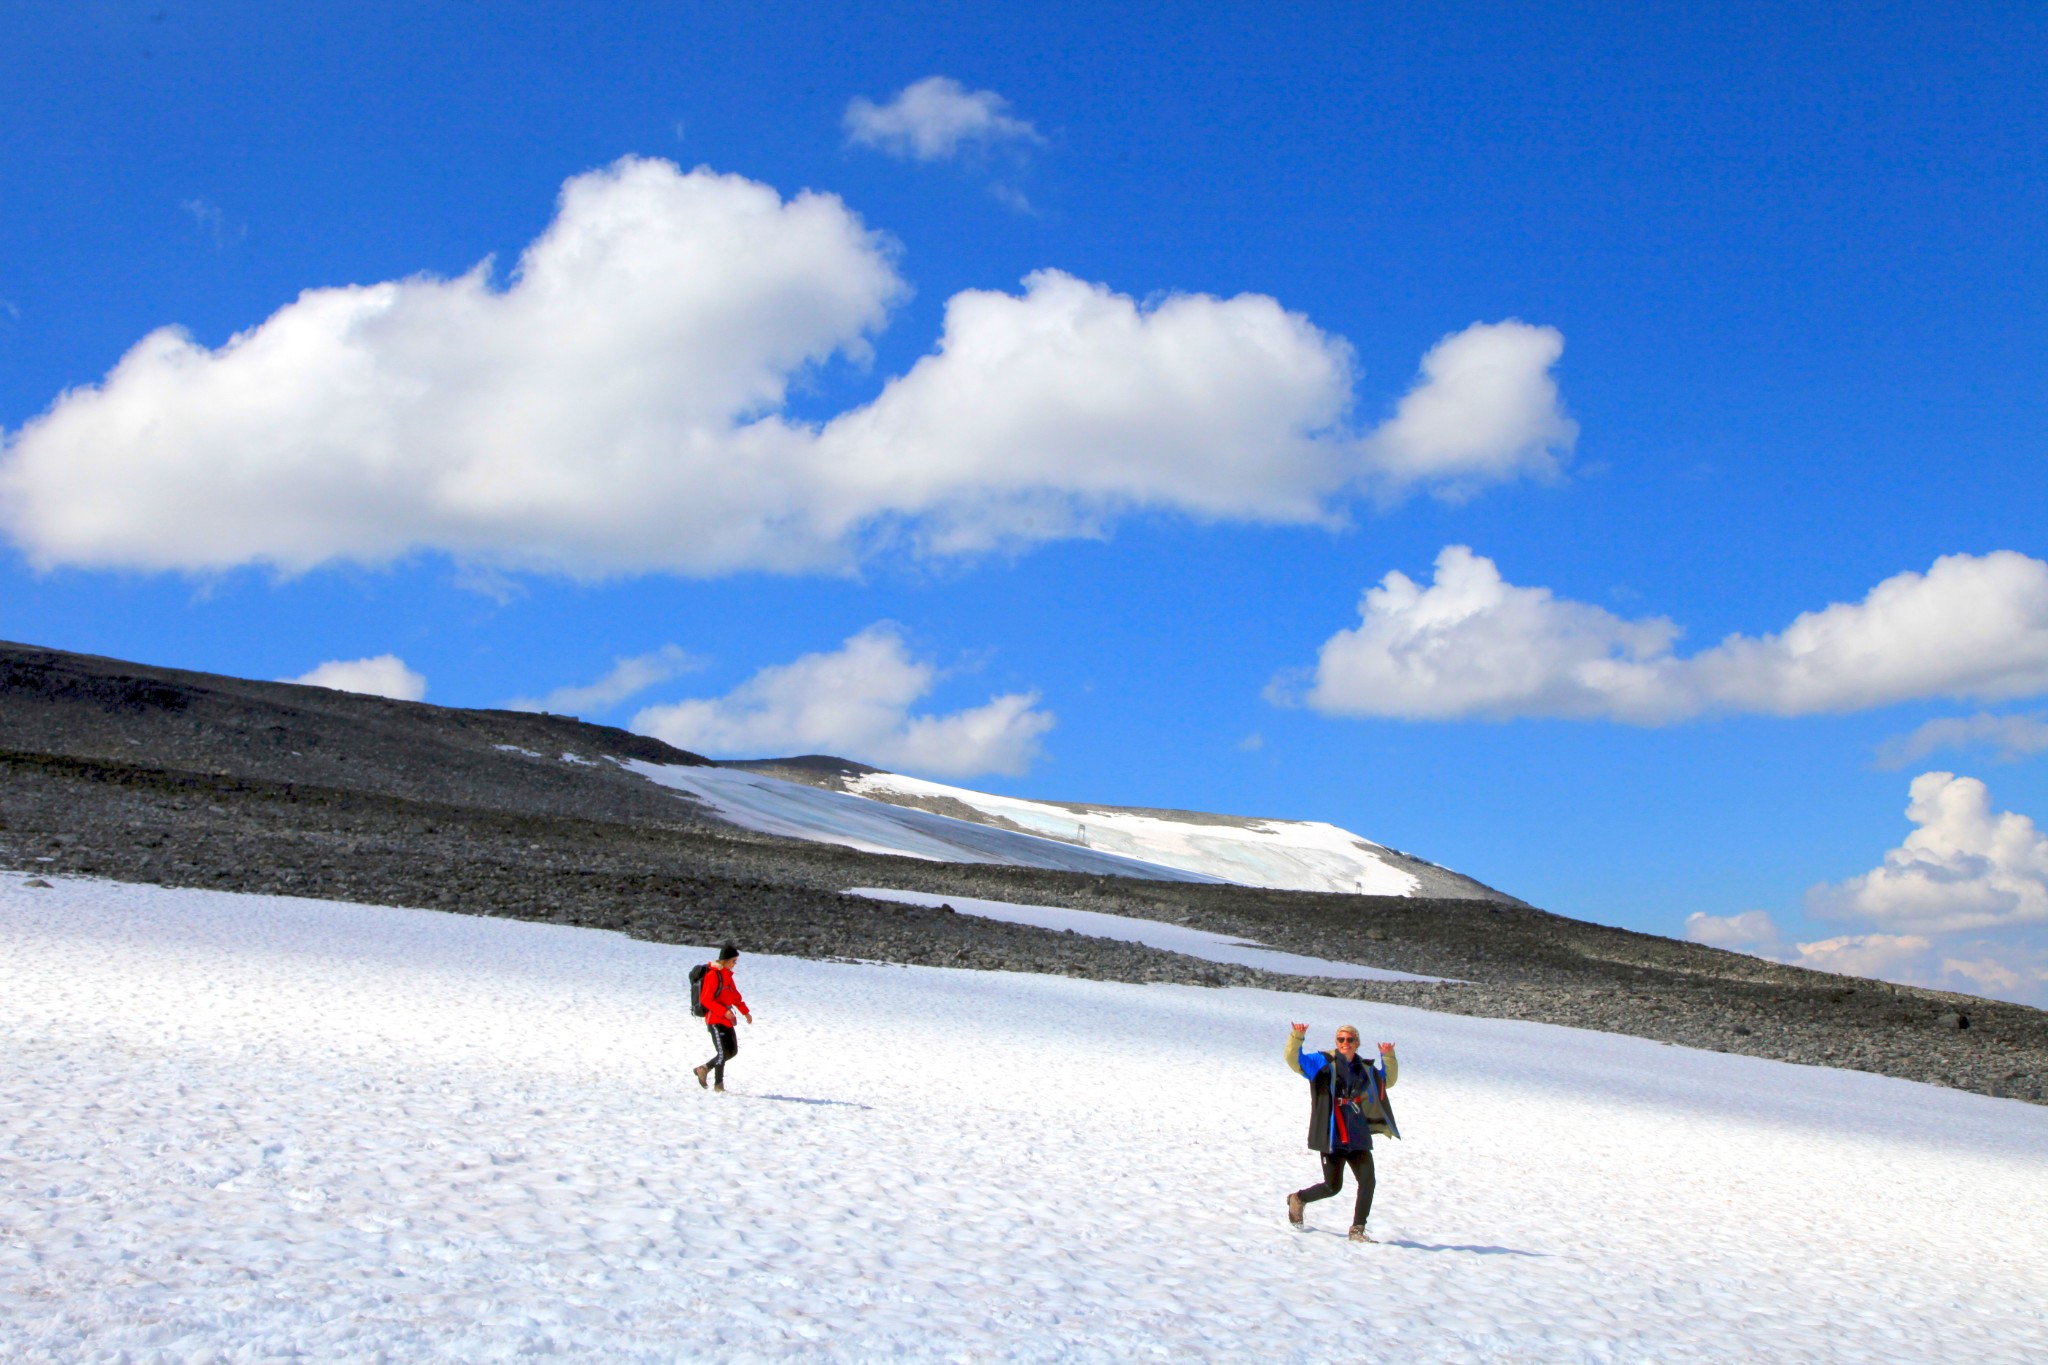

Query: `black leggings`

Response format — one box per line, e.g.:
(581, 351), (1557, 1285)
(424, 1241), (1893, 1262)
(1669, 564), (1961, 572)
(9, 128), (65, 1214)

(702, 1023), (738, 1083)
(1296, 1149), (1375, 1225)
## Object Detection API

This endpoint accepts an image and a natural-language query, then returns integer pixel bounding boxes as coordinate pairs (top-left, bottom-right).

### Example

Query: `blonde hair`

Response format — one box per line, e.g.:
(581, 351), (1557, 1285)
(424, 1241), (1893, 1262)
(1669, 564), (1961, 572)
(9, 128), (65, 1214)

(1336, 1025), (1361, 1039)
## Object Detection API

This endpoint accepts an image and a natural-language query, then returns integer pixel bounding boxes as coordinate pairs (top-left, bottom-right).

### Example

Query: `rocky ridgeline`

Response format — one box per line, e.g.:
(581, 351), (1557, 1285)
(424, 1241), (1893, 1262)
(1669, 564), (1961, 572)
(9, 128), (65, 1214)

(2, 640), (2044, 1106)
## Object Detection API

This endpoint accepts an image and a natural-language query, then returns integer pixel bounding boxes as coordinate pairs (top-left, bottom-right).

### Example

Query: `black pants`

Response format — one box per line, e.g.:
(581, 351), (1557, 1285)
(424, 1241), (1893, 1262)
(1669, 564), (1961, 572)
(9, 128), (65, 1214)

(1296, 1149), (1375, 1226)
(702, 1023), (738, 1084)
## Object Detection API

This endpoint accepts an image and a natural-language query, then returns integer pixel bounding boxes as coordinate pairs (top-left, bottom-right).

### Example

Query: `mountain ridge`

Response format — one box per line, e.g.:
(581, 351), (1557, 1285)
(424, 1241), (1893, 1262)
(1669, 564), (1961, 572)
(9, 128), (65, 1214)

(2, 638), (2042, 1105)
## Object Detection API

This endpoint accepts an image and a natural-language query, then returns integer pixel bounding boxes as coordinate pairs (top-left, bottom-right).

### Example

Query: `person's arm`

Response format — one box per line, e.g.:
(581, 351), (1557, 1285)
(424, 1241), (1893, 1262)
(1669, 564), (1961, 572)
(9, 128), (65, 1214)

(1378, 1042), (1398, 1089)
(1286, 1024), (1327, 1080)
(720, 973), (754, 1023)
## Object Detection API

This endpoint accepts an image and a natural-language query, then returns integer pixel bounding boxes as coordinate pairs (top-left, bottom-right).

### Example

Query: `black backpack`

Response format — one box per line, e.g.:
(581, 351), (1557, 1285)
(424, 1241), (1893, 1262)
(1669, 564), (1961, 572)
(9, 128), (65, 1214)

(688, 962), (714, 1017)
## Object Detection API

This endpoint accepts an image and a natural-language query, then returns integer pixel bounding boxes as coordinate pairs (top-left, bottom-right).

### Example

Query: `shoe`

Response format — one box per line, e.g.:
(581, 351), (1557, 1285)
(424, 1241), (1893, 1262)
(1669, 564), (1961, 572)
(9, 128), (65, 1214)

(693, 1064), (710, 1089)
(713, 1079), (726, 1093)
(1286, 1193), (1304, 1228)
(1348, 1225), (1375, 1243)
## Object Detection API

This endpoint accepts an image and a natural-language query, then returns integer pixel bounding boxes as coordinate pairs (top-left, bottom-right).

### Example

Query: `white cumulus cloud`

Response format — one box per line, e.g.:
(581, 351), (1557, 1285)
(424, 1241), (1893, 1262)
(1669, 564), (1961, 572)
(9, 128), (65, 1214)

(284, 655), (427, 702)
(1808, 772), (2048, 936)
(1365, 321), (1576, 498)
(1686, 772), (2048, 1006)
(631, 625), (1054, 778)
(508, 644), (700, 716)
(1, 158), (902, 578)
(1285, 547), (2048, 723)
(1686, 769), (2048, 1006)
(1280, 545), (1678, 720)
(844, 77), (1042, 162)
(0, 159), (1572, 582)
(816, 270), (1359, 555)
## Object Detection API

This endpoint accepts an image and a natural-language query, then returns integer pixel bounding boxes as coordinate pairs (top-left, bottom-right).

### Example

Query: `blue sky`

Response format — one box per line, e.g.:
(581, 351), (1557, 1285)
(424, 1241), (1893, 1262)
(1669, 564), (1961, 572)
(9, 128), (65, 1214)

(5, 2), (2046, 1002)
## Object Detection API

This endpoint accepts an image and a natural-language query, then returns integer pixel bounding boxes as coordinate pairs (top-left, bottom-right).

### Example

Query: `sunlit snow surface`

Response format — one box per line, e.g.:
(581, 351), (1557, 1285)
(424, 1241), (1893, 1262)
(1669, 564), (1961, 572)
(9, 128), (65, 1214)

(847, 886), (1457, 983)
(619, 760), (1219, 881)
(6, 875), (2048, 1362)
(846, 769), (1423, 895)
(618, 759), (1421, 895)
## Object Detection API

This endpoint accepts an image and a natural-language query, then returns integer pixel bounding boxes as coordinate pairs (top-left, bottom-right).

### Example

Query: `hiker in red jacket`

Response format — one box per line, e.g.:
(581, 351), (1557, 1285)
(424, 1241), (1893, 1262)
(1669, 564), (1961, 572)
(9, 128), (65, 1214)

(693, 943), (752, 1092)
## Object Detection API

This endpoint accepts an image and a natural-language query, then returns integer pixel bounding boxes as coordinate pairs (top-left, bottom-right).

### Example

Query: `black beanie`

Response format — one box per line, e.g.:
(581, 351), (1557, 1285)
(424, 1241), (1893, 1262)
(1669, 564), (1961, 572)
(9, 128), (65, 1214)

(718, 942), (740, 961)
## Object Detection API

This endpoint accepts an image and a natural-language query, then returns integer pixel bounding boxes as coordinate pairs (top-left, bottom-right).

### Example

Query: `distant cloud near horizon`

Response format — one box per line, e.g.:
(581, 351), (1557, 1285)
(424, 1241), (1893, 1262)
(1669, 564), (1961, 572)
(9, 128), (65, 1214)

(507, 644), (700, 716)
(1280, 546), (2048, 723)
(1809, 771), (2048, 937)
(1686, 771), (2048, 1007)
(632, 624), (1053, 778)
(1685, 910), (1949, 989)
(283, 654), (427, 702)
(0, 158), (1573, 581)
(844, 76), (1042, 162)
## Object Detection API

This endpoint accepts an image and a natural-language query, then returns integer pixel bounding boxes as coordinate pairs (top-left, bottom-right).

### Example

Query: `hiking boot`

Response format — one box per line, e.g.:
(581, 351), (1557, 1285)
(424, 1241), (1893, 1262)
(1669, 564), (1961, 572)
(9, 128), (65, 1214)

(693, 1064), (710, 1089)
(1287, 1193), (1305, 1228)
(713, 1080), (726, 1093)
(1348, 1225), (1375, 1243)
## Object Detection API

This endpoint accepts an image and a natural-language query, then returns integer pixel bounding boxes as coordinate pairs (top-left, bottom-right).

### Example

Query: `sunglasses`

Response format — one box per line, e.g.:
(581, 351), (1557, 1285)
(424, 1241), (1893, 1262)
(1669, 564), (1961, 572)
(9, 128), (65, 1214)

(1335, 1036), (1360, 1043)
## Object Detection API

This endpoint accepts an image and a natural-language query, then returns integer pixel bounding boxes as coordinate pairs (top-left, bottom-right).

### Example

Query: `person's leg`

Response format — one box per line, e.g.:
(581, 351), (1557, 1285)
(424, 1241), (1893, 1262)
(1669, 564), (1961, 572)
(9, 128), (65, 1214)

(705, 1023), (734, 1087)
(1347, 1150), (1376, 1227)
(1295, 1151), (1347, 1205)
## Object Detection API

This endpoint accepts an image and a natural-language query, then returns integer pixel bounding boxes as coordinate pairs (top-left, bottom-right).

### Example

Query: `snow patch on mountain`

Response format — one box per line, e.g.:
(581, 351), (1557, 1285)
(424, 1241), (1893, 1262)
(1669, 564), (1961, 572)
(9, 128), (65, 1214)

(617, 760), (1220, 881)
(844, 768), (1423, 895)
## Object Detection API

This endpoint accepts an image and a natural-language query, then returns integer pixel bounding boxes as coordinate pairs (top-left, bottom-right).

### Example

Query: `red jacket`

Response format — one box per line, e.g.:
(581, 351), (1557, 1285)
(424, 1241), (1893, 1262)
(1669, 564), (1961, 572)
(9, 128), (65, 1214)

(700, 964), (750, 1027)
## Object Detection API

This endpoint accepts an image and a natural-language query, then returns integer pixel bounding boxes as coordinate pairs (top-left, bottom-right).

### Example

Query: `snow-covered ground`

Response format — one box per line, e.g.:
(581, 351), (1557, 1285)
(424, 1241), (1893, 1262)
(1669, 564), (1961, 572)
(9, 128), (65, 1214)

(845, 769), (1422, 896)
(620, 760), (1218, 882)
(847, 886), (1456, 983)
(613, 758), (1425, 896)
(6, 874), (2047, 1363)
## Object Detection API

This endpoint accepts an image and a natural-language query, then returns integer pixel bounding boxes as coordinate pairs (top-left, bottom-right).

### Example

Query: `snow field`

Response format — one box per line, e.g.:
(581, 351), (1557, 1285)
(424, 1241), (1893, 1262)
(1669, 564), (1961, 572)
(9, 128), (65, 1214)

(3, 875), (2046, 1362)
(619, 760), (1214, 882)
(844, 770), (1423, 896)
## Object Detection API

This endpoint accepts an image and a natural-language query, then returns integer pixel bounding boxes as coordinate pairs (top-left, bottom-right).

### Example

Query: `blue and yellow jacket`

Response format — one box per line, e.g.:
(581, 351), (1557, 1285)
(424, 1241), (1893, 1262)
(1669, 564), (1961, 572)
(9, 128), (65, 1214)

(1286, 1031), (1399, 1152)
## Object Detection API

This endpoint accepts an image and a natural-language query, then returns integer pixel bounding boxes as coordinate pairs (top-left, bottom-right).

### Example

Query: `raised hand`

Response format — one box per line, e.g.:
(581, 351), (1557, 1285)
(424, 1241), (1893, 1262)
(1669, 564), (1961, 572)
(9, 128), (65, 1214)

(1289, 1021), (1308, 1034)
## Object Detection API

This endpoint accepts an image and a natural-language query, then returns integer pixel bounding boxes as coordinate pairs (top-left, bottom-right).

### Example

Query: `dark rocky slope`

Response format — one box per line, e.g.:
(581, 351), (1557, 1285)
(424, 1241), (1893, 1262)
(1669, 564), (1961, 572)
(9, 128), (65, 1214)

(3, 640), (2042, 1105)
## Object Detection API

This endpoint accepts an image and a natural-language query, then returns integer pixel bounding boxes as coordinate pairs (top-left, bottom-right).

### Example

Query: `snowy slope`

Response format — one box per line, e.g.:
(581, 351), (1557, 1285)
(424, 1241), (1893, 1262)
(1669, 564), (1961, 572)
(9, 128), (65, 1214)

(840, 767), (1426, 895)
(6, 873), (2046, 1362)
(622, 754), (1507, 899)
(619, 759), (1223, 882)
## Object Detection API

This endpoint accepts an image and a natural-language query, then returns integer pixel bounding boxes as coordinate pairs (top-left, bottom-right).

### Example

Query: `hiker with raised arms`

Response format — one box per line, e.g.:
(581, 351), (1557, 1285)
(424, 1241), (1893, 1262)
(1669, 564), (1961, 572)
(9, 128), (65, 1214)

(691, 943), (752, 1093)
(1284, 1021), (1399, 1242)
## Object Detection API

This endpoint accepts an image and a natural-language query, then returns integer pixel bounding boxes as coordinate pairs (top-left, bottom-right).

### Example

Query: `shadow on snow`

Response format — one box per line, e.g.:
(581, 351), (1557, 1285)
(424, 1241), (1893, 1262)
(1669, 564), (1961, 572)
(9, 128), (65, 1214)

(1382, 1239), (1545, 1257)
(749, 1093), (876, 1110)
